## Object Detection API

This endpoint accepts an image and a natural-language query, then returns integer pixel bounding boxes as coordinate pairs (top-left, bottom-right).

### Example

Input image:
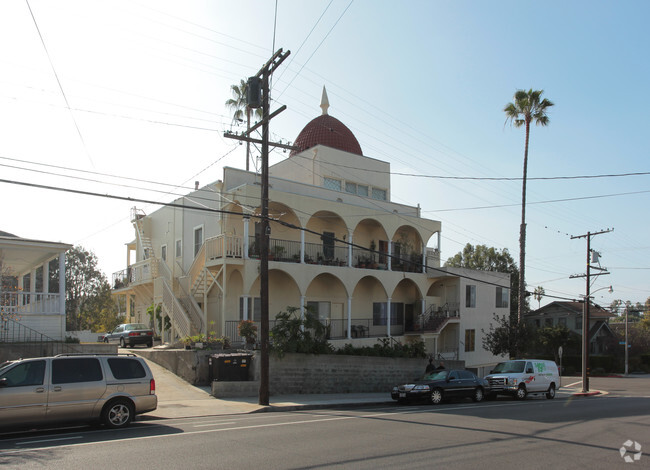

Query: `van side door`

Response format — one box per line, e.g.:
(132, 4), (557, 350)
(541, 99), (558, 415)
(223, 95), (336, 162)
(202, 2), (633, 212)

(47, 358), (107, 422)
(0, 359), (48, 427)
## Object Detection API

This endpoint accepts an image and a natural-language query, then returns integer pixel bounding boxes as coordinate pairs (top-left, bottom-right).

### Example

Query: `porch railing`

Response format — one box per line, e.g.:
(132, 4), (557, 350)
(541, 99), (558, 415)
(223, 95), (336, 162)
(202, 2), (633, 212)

(0, 291), (62, 315)
(112, 258), (157, 290)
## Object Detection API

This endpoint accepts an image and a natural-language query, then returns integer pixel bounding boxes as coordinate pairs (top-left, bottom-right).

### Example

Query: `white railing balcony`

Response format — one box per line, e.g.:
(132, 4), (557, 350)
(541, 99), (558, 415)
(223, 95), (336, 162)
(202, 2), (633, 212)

(112, 258), (157, 289)
(0, 291), (62, 316)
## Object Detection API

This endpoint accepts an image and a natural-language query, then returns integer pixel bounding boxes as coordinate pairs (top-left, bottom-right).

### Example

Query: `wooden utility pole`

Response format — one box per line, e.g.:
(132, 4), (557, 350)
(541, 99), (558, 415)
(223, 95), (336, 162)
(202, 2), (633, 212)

(570, 228), (612, 393)
(224, 49), (294, 405)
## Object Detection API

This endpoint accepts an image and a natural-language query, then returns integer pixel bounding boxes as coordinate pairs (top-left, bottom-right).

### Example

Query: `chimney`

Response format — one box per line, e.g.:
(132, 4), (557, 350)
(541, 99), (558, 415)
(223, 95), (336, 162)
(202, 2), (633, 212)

(195, 181), (199, 190)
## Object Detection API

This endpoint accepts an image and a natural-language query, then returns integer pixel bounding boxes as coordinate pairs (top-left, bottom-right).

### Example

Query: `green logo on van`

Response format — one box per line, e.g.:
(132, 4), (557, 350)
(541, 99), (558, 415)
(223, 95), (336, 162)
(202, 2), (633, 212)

(534, 362), (546, 373)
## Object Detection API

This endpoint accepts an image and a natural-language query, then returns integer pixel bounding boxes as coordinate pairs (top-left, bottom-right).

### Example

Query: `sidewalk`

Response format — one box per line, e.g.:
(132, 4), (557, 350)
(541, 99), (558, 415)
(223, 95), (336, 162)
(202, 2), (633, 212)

(144, 358), (609, 421)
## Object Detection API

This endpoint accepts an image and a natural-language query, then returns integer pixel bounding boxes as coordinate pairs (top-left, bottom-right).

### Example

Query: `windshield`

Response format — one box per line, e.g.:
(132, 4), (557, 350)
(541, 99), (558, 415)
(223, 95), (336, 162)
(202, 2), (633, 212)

(492, 361), (525, 374)
(125, 324), (149, 331)
(421, 370), (449, 381)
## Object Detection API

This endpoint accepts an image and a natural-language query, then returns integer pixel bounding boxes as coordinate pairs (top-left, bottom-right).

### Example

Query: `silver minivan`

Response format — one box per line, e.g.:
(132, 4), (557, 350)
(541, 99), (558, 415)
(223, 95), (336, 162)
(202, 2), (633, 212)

(0, 353), (157, 430)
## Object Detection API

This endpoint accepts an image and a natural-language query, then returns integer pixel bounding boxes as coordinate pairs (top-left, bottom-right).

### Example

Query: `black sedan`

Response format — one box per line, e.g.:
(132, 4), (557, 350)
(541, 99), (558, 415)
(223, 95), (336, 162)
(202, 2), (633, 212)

(391, 369), (490, 405)
(104, 323), (154, 348)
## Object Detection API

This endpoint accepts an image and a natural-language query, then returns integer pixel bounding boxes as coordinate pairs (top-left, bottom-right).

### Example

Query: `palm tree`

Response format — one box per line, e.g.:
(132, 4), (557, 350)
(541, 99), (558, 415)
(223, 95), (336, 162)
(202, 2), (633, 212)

(225, 79), (263, 171)
(504, 89), (554, 323)
(533, 286), (545, 309)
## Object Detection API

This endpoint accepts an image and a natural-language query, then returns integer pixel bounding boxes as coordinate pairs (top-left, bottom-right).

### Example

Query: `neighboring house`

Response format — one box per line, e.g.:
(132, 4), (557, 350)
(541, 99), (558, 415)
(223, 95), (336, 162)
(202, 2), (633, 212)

(525, 301), (616, 354)
(111, 89), (510, 372)
(0, 232), (71, 341)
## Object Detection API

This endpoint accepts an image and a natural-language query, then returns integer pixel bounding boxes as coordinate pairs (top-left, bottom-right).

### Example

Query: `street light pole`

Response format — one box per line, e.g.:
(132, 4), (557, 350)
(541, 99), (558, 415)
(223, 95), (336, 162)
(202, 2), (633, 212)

(625, 306), (629, 376)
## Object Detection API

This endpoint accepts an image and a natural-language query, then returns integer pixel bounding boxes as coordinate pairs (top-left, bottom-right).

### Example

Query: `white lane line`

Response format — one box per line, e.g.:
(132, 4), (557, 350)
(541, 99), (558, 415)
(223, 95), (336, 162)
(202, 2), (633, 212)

(192, 422), (236, 428)
(16, 436), (83, 446)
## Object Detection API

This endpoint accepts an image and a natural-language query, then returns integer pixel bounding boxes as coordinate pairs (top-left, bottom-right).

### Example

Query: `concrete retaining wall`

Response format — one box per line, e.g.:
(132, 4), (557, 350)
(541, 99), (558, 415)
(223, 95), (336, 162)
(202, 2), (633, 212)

(0, 343), (117, 362)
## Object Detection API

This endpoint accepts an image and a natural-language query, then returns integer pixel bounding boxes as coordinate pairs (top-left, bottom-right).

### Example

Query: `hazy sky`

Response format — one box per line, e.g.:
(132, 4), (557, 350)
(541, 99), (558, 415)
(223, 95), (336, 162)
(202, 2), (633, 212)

(1, 0), (648, 309)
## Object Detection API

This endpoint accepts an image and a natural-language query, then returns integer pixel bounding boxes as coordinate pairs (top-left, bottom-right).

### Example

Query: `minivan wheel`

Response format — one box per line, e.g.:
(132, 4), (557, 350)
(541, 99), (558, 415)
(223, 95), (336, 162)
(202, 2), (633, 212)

(430, 388), (443, 405)
(119, 337), (126, 348)
(102, 399), (134, 429)
(515, 385), (527, 400)
(546, 383), (556, 399)
(472, 387), (484, 402)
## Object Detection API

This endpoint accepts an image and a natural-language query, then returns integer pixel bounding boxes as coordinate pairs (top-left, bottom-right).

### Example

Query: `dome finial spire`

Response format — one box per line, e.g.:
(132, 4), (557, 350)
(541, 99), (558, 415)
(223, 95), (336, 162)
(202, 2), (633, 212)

(320, 86), (329, 115)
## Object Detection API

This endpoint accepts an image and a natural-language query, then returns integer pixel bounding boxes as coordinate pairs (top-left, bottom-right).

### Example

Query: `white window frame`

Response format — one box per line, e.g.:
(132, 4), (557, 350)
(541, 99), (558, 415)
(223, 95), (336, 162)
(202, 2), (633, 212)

(175, 239), (182, 258)
(193, 225), (204, 258)
(161, 244), (167, 262)
(465, 285), (476, 308)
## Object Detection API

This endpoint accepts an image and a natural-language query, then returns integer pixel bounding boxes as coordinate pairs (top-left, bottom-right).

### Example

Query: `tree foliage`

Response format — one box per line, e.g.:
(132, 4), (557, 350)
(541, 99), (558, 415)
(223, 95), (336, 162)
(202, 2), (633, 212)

(270, 306), (334, 357)
(535, 325), (580, 363)
(482, 313), (534, 358)
(444, 243), (525, 316)
(65, 246), (122, 332)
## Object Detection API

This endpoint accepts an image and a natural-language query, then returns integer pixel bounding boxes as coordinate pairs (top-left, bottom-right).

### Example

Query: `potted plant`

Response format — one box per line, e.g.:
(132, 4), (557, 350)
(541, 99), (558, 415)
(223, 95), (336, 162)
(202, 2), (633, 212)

(238, 320), (258, 349)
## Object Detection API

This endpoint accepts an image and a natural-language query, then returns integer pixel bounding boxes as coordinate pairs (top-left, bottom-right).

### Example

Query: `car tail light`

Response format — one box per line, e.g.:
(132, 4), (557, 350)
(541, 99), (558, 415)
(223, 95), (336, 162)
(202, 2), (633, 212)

(128, 332), (138, 337)
(150, 378), (156, 395)
(147, 331), (153, 336)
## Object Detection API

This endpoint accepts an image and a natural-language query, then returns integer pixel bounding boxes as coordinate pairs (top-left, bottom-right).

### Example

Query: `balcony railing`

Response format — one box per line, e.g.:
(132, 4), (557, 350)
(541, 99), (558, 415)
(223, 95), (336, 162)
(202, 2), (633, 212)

(224, 318), (405, 344)
(0, 291), (62, 315)
(112, 258), (157, 290)
(405, 305), (460, 334)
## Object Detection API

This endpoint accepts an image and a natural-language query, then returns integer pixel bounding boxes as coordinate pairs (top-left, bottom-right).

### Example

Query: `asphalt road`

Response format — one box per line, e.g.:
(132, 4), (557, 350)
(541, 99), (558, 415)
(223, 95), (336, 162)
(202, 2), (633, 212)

(1, 390), (648, 469)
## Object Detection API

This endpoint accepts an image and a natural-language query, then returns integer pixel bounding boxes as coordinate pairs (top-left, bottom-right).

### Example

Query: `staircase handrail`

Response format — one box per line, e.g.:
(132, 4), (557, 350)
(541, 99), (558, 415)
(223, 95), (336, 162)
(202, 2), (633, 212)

(160, 277), (191, 339)
(187, 243), (206, 289)
(0, 317), (80, 356)
(174, 278), (204, 333)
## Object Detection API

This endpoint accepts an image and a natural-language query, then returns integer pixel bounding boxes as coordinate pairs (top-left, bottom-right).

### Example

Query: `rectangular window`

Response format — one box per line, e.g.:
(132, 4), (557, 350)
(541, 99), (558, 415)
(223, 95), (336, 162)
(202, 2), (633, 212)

(345, 182), (356, 194)
(323, 177), (341, 191)
(322, 232), (335, 260)
(558, 317), (566, 326)
(371, 188), (386, 201)
(22, 274), (30, 304)
(239, 297), (261, 322)
(107, 358), (146, 379)
(545, 318), (553, 327)
(357, 185), (368, 197)
(161, 245), (167, 262)
(372, 302), (403, 326)
(464, 329), (475, 352)
(535, 319), (541, 328)
(48, 259), (59, 293)
(307, 301), (331, 322)
(175, 239), (182, 258)
(52, 358), (103, 384)
(496, 287), (509, 308)
(465, 285), (476, 308)
(575, 317), (582, 330)
(193, 225), (204, 258)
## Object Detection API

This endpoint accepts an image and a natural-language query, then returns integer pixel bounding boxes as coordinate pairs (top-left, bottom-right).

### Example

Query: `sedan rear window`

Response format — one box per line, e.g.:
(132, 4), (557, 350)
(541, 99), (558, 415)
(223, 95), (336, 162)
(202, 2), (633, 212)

(125, 324), (149, 331)
(107, 358), (146, 379)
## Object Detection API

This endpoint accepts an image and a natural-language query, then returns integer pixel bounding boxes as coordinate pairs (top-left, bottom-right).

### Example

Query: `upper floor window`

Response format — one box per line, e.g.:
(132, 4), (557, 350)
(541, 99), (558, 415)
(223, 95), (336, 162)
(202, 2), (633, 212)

(175, 239), (182, 258)
(465, 285), (476, 308)
(344, 182), (370, 197)
(464, 329), (475, 352)
(161, 245), (167, 262)
(371, 188), (386, 201)
(323, 177), (341, 191)
(193, 226), (203, 258)
(496, 287), (509, 308)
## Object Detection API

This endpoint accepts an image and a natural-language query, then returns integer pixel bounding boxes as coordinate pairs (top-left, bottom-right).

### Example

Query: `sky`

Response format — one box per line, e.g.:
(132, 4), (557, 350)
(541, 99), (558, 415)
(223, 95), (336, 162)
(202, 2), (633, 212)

(1, 0), (648, 311)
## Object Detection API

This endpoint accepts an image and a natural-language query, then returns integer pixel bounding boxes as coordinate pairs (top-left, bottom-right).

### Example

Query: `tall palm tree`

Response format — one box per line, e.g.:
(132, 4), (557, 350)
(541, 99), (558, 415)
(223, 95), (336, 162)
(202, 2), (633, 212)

(504, 89), (554, 323)
(225, 79), (263, 171)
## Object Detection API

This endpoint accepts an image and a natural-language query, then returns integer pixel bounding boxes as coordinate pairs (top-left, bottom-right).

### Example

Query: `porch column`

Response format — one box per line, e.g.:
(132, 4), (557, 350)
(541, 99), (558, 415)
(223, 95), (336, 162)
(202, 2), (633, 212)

(30, 269), (36, 306)
(387, 240), (392, 271)
(300, 229), (305, 263)
(347, 231), (353, 267)
(386, 297), (392, 337)
(300, 296), (305, 321)
(242, 296), (249, 321)
(347, 296), (352, 339)
(58, 253), (66, 318)
(243, 216), (250, 260)
(422, 251), (426, 273)
(421, 298), (426, 317)
(42, 261), (49, 298)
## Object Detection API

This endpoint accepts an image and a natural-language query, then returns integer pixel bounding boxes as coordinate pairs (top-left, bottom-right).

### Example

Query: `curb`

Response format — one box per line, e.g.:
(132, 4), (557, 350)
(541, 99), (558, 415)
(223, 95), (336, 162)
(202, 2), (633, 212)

(252, 401), (396, 413)
(571, 390), (602, 397)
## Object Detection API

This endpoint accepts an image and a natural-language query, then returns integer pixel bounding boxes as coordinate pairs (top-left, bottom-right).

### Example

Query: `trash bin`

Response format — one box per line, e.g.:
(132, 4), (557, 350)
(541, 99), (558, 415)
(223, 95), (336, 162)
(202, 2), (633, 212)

(209, 354), (252, 382)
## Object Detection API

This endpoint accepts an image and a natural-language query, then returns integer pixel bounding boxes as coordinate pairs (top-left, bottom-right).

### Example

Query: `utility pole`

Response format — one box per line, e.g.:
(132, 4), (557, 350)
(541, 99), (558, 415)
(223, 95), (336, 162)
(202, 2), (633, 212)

(223, 49), (295, 405)
(570, 228), (613, 393)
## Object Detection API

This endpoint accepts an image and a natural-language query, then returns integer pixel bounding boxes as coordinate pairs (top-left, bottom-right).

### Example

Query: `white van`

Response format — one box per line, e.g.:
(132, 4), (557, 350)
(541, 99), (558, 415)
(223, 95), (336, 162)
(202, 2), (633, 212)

(484, 359), (559, 400)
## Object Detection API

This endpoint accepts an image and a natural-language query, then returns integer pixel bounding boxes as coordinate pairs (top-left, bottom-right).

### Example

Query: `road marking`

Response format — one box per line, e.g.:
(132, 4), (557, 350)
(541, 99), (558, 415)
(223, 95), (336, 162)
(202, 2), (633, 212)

(193, 422), (236, 428)
(16, 436), (83, 446)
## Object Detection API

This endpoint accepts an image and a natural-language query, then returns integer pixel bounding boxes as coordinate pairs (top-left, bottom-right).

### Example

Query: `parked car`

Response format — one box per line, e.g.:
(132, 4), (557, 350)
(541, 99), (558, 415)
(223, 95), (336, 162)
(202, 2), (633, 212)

(484, 359), (559, 400)
(104, 323), (154, 348)
(391, 369), (490, 405)
(0, 353), (157, 430)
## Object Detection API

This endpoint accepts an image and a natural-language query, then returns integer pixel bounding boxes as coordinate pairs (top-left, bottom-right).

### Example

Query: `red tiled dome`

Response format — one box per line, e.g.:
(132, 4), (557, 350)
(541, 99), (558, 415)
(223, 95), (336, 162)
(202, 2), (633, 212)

(290, 114), (363, 157)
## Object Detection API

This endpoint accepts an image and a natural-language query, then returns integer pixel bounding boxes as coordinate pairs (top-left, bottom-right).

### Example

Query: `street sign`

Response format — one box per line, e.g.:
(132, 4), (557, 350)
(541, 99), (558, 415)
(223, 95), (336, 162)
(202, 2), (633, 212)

(558, 346), (563, 358)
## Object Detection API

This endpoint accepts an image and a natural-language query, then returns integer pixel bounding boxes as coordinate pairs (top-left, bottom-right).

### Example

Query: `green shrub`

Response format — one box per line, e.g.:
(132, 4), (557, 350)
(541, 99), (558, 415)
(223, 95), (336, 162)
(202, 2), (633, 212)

(335, 338), (427, 358)
(64, 336), (80, 344)
(270, 306), (334, 357)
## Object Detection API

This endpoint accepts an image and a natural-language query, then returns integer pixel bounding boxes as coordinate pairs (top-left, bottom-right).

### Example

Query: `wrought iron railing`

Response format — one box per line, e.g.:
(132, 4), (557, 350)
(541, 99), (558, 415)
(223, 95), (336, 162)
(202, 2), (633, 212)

(0, 318), (80, 359)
